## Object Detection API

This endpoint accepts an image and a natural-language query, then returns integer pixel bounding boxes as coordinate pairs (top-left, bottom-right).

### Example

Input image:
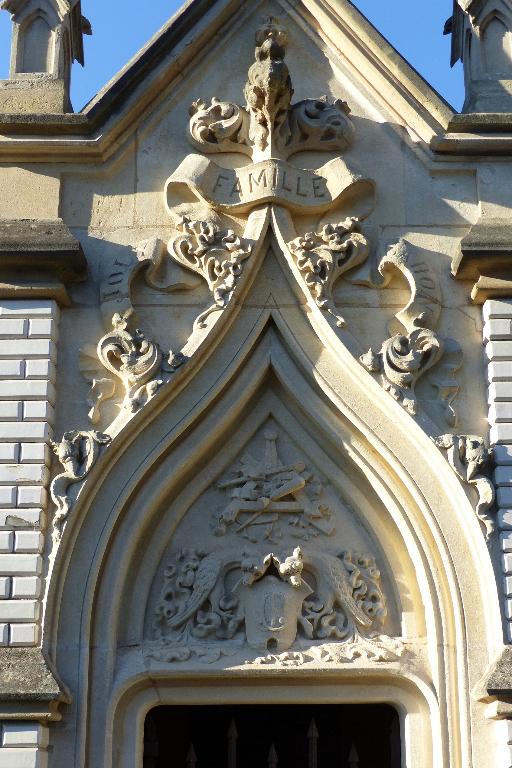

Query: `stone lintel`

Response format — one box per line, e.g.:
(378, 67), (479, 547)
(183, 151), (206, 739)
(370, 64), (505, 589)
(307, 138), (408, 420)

(0, 219), (87, 305)
(0, 647), (68, 721)
(451, 220), (512, 302)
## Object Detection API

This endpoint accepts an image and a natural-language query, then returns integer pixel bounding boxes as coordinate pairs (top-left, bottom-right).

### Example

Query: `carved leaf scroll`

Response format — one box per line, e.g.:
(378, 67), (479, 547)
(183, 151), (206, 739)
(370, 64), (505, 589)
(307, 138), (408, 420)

(97, 313), (163, 413)
(168, 216), (254, 329)
(287, 218), (370, 326)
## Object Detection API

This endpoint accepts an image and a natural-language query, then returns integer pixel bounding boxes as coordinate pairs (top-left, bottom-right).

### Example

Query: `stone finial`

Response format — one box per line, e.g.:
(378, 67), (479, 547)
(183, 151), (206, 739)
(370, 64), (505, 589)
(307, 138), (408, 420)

(0, 0), (92, 113)
(445, 0), (512, 112)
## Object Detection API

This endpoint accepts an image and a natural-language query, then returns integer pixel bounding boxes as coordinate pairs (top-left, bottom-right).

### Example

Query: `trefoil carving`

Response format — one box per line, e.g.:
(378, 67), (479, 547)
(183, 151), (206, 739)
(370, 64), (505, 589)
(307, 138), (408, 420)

(50, 430), (111, 538)
(434, 434), (495, 539)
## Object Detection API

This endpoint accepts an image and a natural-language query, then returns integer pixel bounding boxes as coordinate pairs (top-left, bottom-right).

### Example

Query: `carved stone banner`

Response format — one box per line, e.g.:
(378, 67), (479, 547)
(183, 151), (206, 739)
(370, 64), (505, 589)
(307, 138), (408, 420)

(166, 154), (373, 214)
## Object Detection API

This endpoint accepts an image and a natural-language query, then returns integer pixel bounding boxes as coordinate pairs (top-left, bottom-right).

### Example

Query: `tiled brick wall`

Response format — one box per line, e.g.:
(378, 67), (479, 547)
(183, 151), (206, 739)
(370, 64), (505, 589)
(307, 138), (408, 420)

(0, 301), (58, 647)
(0, 722), (48, 768)
(484, 299), (512, 643)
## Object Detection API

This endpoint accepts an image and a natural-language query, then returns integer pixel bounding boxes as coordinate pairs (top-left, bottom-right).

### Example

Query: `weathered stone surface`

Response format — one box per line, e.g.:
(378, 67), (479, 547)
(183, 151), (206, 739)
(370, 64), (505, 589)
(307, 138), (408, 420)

(0, 220), (86, 286)
(0, 648), (63, 701)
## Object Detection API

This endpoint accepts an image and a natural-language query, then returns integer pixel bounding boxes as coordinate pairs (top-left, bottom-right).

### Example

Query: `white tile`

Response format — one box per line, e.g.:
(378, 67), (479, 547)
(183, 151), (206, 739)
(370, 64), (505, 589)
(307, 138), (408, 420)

(0, 600), (40, 622)
(501, 532), (512, 552)
(0, 444), (19, 462)
(483, 299), (512, 322)
(27, 319), (55, 339)
(498, 509), (512, 529)
(20, 444), (50, 465)
(0, 554), (42, 575)
(498, 488), (512, 508)
(488, 361), (512, 382)
(22, 401), (53, 422)
(495, 467), (512, 487)
(0, 381), (54, 403)
(17, 487), (47, 509)
(14, 531), (44, 554)
(491, 424), (512, 445)
(0, 465), (48, 485)
(0, 623), (8, 645)
(0, 401), (22, 420)
(505, 599), (512, 619)
(486, 341), (512, 361)
(0, 423), (51, 442)
(0, 576), (11, 598)
(0, 339), (56, 360)
(502, 553), (512, 574)
(2, 723), (48, 748)
(9, 623), (40, 648)
(0, 487), (16, 507)
(24, 360), (55, 382)
(483, 318), (512, 341)
(0, 319), (27, 337)
(0, 748), (47, 767)
(494, 445), (512, 464)
(490, 402), (512, 423)
(0, 510), (42, 528)
(0, 300), (58, 318)
(488, 382), (512, 402)
(0, 531), (14, 553)
(12, 577), (41, 599)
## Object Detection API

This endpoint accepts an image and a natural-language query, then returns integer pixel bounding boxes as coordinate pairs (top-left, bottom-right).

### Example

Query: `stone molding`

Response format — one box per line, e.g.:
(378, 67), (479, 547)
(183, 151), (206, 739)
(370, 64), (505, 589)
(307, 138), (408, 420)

(451, 219), (512, 303)
(0, 220), (87, 306)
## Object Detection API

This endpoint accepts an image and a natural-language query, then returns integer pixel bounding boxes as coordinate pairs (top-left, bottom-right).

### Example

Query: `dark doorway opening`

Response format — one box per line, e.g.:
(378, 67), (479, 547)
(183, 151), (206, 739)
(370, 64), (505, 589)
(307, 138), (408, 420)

(144, 704), (401, 768)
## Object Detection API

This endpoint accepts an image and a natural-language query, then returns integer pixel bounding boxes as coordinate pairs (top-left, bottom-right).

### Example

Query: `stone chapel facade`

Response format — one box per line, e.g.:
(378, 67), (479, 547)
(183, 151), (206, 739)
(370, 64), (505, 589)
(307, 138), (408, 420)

(0, 0), (512, 766)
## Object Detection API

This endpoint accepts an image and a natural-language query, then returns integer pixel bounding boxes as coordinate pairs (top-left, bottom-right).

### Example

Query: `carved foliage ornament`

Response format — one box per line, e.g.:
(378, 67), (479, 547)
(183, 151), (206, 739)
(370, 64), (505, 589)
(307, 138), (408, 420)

(151, 544), (393, 664)
(165, 17), (373, 218)
(288, 218), (370, 327)
(168, 216), (254, 329)
(50, 430), (111, 538)
(187, 17), (353, 162)
(434, 434), (495, 538)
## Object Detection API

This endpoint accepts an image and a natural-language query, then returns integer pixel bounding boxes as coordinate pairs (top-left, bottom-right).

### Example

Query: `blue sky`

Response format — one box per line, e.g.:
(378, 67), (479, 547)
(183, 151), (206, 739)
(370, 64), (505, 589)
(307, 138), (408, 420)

(0, 1), (464, 111)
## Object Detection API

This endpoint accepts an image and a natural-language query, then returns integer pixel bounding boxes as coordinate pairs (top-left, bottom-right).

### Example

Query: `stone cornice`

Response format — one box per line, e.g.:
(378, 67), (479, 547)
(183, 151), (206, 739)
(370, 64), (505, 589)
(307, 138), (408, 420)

(0, 219), (87, 305)
(0, 647), (68, 721)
